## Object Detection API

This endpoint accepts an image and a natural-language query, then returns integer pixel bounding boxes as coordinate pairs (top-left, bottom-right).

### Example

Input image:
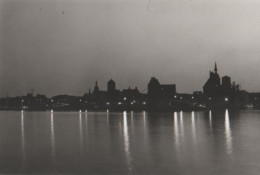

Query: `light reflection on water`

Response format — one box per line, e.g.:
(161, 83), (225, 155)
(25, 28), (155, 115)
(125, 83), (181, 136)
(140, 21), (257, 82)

(173, 112), (180, 152)
(180, 111), (184, 136)
(21, 110), (25, 165)
(123, 111), (132, 171)
(0, 110), (260, 174)
(191, 111), (196, 144)
(225, 109), (233, 155)
(50, 110), (55, 165)
(79, 112), (83, 154)
(209, 110), (212, 129)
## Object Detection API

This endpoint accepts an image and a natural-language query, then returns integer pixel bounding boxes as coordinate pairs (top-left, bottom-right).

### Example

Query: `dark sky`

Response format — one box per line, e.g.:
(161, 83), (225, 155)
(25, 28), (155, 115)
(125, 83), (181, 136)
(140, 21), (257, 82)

(1, 0), (260, 97)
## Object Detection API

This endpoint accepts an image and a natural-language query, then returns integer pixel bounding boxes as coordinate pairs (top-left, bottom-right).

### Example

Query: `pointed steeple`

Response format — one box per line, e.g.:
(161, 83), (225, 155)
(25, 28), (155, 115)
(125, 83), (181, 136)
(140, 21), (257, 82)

(94, 80), (99, 92)
(214, 61), (217, 73)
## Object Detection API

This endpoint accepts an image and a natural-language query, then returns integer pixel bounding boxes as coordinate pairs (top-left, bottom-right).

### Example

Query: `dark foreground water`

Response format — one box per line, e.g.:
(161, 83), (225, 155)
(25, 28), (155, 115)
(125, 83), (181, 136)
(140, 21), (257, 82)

(0, 110), (260, 174)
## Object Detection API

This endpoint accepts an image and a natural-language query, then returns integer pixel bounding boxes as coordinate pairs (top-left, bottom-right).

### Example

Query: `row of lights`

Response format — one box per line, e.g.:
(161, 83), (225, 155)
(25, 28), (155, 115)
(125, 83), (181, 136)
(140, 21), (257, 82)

(208, 97), (229, 101)
(21, 96), (229, 105)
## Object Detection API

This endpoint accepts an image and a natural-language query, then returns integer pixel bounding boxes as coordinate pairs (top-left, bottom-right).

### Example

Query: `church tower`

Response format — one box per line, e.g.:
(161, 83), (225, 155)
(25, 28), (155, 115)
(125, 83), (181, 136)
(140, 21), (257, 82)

(94, 81), (99, 93)
(203, 62), (221, 97)
(107, 79), (116, 92)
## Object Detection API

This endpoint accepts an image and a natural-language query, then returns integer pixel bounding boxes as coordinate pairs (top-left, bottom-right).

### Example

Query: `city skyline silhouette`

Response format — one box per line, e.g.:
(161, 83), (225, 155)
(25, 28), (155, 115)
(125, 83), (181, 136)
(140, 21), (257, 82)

(1, 0), (260, 97)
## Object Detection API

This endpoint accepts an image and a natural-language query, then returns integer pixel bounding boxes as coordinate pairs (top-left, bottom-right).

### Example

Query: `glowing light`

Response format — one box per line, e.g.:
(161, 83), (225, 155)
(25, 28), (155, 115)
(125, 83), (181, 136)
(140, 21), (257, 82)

(123, 111), (131, 170)
(118, 102), (122, 105)
(180, 111), (184, 135)
(106, 102), (110, 105)
(79, 112), (83, 154)
(191, 111), (196, 142)
(143, 111), (147, 132)
(124, 97), (127, 100)
(209, 110), (212, 129)
(173, 112), (179, 148)
(174, 95), (177, 98)
(142, 102), (146, 105)
(50, 110), (55, 164)
(21, 110), (25, 163)
(209, 97), (212, 100)
(225, 98), (229, 102)
(225, 109), (233, 154)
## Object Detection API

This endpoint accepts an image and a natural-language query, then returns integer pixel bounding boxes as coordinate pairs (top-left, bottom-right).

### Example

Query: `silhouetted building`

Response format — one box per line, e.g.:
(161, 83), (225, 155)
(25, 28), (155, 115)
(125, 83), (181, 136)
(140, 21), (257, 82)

(51, 95), (80, 110)
(148, 77), (162, 97)
(222, 76), (231, 94)
(148, 77), (176, 98)
(122, 86), (140, 100)
(203, 62), (242, 109)
(92, 81), (107, 108)
(203, 62), (221, 97)
(107, 79), (116, 92)
(147, 77), (177, 111)
(107, 79), (120, 105)
(161, 85), (176, 97)
(93, 81), (99, 93)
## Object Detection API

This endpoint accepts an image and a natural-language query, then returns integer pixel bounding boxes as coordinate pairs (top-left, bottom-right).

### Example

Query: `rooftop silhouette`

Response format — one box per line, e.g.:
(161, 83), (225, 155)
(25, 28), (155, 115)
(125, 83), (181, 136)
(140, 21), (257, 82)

(0, 63), (257, 111)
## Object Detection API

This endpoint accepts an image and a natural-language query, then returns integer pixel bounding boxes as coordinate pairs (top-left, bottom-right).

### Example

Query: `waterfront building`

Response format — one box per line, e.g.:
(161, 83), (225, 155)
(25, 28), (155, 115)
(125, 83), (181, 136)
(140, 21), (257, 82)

(147, 77), (177, 111)
(148, 77), (176, 98)
(203, 62), (221, 97)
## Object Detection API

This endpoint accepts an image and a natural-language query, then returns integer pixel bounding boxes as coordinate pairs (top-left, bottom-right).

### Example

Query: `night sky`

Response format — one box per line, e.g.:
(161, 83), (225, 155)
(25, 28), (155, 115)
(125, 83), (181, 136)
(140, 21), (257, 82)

(1, 0), (260, 97)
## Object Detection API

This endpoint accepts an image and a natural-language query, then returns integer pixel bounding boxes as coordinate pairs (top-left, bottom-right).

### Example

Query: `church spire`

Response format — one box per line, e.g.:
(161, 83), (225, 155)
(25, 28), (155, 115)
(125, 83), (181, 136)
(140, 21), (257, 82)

(94, 80), (99, 92)
(214, 61), (217, 73)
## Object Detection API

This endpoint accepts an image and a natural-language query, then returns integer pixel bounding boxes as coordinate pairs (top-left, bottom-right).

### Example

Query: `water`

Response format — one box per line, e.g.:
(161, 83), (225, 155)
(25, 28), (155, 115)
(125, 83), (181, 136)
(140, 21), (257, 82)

(0, 110), (260, 174)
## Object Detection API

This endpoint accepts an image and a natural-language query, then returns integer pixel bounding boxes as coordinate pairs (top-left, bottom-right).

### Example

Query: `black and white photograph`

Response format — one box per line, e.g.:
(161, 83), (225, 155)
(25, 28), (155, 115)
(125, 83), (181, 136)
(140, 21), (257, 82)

(1, 0), (260, 174)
